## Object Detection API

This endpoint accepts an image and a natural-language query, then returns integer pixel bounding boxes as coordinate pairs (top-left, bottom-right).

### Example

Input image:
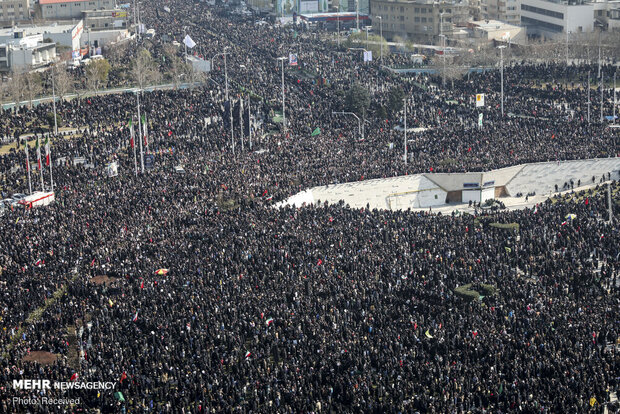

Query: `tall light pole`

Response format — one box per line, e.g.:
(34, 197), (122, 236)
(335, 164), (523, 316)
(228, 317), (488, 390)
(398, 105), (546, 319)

(337, 4), (340, 47)
(51, 65), (58, 136)
(212, 51), (232, 151)
(332, 111), (363, 140)
(498, 45), (506, 118)
(136, 90), (144, 173)
(600, 71), (604, 123)
(597, 25), (602, 78)
(614, 71), (617, 125)
(375, 16), (383, 64)
(365, 25), (371, 52)
(565, 18), (569, 67)
(587, 71), (591, 124)
(356, 0), (359, 30)
(440, 12), (445, 88)
(278, 57), (287, 132)
(403, 97), (408, 165)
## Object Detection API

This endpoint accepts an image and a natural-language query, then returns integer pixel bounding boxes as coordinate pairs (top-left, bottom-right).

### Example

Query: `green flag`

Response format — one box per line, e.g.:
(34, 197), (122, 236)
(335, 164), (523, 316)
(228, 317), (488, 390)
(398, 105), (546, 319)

(498, 382), (503, 395)
(504, 247), (512, 253)
(311, 127), (321, 136)
(114, 391), (125, 402)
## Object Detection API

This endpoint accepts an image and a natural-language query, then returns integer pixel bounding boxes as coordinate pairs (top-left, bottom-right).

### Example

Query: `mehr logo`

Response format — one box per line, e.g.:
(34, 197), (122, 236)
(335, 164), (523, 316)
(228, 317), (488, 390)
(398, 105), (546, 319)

(13, 377), (117, 390)
(13, 380), (51, 390)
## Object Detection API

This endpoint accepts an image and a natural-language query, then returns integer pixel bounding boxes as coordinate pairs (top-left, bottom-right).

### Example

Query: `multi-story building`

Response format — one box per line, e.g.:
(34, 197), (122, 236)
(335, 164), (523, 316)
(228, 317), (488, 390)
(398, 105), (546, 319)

(82, 9), (128, 30)
(37, 0), (114, 20)
(591, 0), (620, 31)
(481, 0), (521, 25)
(0, 32), (55, 72)
(520, 0), (594, 37)
(0, 0), (30, 25)
(371, 0), (468, 43)
(0, 21), (82, 57)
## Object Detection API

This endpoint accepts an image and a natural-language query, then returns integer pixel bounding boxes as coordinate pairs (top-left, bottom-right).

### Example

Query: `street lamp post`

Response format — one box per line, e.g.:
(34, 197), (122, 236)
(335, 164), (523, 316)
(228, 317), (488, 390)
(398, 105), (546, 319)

(332, 111), (363, 140)
(278, 57), (287, 132)
(365, 25), (371, 52)
(375, 16), (383, 64)
(498, 45), (506, 118)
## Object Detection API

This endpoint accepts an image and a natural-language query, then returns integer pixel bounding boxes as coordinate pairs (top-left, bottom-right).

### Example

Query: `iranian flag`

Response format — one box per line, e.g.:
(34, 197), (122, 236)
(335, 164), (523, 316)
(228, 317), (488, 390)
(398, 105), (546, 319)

(129, 119), (135, 149)
(35, 138), (42, 170)
(44, 136), (51, 166)
(244, 351), (251, 359)
(132, 310), (139, 322)
(266, 318), (274, 326)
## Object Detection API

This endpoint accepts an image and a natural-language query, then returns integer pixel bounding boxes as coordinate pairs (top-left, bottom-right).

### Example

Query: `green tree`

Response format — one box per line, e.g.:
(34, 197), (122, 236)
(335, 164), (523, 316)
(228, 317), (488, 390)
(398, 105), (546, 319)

(387, 86), (405, 119)
(46, 111), (62, 128)
(344, 83), (370, 118)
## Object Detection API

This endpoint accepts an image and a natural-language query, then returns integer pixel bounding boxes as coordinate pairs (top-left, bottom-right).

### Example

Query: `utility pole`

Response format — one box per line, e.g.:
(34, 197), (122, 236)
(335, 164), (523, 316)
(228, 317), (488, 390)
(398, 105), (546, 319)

(356, 0), (359, 30)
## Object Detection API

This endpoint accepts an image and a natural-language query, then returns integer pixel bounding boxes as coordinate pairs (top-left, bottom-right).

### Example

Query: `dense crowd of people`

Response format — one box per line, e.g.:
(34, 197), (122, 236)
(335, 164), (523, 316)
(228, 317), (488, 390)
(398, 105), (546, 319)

(0, 0), (618, 412)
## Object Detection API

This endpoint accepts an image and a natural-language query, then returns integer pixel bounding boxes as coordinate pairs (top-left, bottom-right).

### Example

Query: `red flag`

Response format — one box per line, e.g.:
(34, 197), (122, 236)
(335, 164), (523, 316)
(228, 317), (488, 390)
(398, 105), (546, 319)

(140, 279), (144, 289)
(585, 198), (589, 205)
(70, 373), (79, 381)
(90, 258), (96, 267)
(120, 372), (127, 383)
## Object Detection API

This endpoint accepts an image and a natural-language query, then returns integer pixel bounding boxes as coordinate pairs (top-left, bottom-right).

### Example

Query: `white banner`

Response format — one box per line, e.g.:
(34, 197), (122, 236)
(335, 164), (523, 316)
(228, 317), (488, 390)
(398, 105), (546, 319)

(183, 34), (196, 49)
(478, 113), (483, 128)
(363, 50), (372, 62)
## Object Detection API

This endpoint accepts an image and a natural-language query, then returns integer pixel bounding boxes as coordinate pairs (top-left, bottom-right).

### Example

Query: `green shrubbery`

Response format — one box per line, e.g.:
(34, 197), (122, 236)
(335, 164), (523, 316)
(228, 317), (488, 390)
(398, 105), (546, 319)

(454, 283), (496, 302)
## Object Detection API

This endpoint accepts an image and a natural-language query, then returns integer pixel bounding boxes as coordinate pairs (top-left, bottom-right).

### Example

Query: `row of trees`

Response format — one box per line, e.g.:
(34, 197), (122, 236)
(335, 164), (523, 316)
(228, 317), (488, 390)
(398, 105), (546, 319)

(0, 41), (203, 106)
